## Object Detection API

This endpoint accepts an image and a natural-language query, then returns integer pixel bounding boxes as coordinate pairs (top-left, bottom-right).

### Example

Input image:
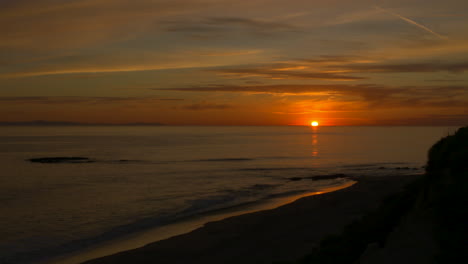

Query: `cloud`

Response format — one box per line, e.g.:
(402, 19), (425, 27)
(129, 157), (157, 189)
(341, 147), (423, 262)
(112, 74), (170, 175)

(155, 84), (468, 109)
(0, 0), (306, 52)
(206, 56), (468, 82)
(378, 39), (468, 62)
(425, 79), (465, 83)
(0, 48), (268, 79)
(0, 0), (207, 51)
(332, 62), (468, 74)
(182, 102), (234, 110)
(163, 16), (300, 36)
(208, 57), (369, 81)
(299, 55), (374, 64)
(159, 98), (185, 101)
(156, 84), (357, 94)
(0, 96), (184, 105)
(328, 8), (383, 26)
(7, 58), (468, 79)
(377, 114), (468, 126)
(212, 66), (364, 81)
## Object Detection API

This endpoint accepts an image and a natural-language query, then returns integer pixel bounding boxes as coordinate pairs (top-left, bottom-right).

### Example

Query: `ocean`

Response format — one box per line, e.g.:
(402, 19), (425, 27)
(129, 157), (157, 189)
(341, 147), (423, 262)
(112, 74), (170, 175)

(0, 126), (457, 264)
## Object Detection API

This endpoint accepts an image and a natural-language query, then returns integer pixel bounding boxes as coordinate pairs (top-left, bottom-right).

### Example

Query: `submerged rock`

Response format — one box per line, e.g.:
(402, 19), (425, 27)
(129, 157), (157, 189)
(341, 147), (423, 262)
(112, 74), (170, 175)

(395, 167), (411, 170)
(28, 157), (94, 163)
(288, 177), (303, 181)
(311, 173), (348, 180)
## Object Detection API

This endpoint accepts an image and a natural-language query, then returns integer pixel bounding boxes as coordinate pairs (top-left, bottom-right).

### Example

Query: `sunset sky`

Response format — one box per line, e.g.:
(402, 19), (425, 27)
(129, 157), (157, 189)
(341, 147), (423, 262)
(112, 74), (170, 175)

(1, 0), (467, 126)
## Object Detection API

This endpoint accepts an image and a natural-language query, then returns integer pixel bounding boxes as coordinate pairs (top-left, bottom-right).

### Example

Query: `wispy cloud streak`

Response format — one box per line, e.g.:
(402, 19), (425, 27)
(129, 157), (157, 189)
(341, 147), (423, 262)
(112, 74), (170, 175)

(156, 84), (468, 109)
(375, 6), (447, 40)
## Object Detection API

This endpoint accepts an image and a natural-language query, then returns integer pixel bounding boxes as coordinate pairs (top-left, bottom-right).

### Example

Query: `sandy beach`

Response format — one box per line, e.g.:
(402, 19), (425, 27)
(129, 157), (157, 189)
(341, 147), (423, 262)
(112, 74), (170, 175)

(84, 174), (421, 264)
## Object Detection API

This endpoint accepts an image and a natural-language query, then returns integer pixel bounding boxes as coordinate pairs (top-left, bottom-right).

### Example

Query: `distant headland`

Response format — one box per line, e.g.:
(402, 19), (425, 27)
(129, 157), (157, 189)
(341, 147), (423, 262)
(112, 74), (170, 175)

(0, 120), (165, 126)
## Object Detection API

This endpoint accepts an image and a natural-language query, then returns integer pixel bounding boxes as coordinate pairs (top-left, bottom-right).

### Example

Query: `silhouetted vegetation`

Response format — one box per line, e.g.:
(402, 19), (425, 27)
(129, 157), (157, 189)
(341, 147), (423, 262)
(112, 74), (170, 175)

(425, 126), (468, 263)
(284, 179), (420, 264)
(427, 127), (468, 173)
(285, 126), (467, 264)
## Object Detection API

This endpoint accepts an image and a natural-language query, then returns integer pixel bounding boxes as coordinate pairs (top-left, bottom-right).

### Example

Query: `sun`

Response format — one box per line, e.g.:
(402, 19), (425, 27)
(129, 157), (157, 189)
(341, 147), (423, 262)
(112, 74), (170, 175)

(311, 121), (319, 127)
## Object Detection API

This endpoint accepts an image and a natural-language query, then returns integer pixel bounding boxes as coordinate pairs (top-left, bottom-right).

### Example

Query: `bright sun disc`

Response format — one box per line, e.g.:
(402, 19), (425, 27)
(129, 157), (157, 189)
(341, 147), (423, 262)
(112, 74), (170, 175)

(311, 121), (319, 127)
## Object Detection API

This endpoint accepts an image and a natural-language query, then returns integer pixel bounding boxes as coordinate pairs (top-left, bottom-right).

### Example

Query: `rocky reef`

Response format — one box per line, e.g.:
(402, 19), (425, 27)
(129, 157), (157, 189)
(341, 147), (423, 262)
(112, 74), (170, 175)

(27, 157), (94, 163)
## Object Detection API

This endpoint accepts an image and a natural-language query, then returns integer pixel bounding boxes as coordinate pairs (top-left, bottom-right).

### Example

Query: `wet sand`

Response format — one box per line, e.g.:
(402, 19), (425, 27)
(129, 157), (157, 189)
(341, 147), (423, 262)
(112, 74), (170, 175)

(84, 174), (420, 264)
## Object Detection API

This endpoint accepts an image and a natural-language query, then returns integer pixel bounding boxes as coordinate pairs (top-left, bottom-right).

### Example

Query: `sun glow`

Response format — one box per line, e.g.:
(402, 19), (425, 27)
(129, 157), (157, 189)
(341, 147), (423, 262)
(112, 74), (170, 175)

(311, 121), (319, 127)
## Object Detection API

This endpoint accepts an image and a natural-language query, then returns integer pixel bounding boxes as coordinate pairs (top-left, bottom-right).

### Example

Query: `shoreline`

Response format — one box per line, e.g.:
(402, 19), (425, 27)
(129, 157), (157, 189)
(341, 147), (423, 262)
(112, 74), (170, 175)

(44, 180), (356, 264)
(81, 174), (421, 264)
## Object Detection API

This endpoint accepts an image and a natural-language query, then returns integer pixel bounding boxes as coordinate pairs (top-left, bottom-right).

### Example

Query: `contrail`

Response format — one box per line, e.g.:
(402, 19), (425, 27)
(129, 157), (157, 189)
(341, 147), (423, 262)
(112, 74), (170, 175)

(375, 6), (447, 40)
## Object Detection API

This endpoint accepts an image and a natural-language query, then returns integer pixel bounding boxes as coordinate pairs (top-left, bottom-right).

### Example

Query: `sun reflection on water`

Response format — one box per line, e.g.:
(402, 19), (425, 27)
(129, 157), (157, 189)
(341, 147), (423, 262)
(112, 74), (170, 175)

(311, 130), (319, 158)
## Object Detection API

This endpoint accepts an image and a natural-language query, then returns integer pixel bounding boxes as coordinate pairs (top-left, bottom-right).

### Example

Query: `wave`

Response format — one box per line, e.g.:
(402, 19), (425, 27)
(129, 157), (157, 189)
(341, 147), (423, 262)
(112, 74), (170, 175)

(26, 157), (169, 165)
(175, 183), (281, 217)
(238, 167), (311, 171)
(2, 182), (292, 264)
(340, 162), (410, 168)
(188, 158), (254, 162)
(339, 162), (422, 173)
(26, 156), (309, 166)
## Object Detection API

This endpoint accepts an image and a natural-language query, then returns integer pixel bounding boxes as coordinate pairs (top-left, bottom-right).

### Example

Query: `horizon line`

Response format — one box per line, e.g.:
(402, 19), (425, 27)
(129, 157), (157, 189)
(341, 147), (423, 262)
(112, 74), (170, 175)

(0, 121), (463, 127)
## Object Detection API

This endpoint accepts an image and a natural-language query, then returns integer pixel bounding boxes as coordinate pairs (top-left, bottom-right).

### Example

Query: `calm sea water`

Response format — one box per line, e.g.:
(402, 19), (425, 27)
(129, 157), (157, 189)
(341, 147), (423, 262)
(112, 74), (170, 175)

(0, 126), (457, 263)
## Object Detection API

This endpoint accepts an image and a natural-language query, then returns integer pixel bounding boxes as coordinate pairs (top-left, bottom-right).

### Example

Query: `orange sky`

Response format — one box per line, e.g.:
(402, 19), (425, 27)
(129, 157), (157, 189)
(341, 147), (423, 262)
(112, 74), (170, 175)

(1, 0), (467, 125)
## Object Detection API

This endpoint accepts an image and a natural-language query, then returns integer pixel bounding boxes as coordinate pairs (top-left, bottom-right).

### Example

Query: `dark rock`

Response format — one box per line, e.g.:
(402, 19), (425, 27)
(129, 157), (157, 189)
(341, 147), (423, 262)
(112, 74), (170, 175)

(395, 167), (411, 170)
(116, 159), (141, 163)
(311, 174), (348, 180)
(198, 158), (253, 162)
(288, 177), (303, 181)
(378, 167), (386, 170)
(28, 157), (94, 163)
